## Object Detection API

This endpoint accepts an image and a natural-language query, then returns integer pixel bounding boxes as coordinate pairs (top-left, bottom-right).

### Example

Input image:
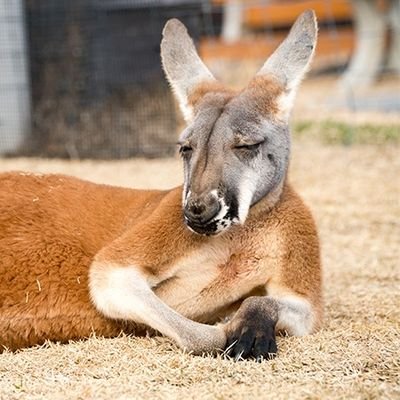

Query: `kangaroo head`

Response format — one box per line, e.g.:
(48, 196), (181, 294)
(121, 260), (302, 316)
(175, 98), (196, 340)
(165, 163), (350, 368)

(161, 10), (317, 236)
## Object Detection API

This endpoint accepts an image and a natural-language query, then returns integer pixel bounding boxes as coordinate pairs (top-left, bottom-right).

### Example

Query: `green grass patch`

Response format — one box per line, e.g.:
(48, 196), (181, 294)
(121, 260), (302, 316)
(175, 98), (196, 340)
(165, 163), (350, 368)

(293, 120), (400, 145)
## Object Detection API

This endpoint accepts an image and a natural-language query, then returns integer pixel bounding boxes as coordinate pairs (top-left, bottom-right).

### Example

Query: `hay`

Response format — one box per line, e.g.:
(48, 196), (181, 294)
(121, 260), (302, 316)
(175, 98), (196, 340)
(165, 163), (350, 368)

(0, 141), (399, 399)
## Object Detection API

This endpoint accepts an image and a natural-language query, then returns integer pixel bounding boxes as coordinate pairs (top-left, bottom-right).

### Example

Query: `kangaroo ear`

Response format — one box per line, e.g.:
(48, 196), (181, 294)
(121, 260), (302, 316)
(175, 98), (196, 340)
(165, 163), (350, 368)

(256, 10), (318, 117)
(161, 19), (216, 123)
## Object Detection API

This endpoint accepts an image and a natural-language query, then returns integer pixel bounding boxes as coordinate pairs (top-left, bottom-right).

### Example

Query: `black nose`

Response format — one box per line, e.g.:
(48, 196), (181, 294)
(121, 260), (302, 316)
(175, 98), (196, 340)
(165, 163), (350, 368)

(184, 194), (221, 225)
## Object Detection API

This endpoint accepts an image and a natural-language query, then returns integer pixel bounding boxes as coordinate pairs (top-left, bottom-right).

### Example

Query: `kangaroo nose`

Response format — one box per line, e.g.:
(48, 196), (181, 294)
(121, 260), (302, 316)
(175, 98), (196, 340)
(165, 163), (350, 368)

(184, 194), (221, 225)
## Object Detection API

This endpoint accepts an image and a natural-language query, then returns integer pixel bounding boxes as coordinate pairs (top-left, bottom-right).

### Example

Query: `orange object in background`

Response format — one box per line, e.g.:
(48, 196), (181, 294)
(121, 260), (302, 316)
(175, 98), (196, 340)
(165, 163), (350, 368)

(202, 0), (354, 64)
(243, 0), (352, 28)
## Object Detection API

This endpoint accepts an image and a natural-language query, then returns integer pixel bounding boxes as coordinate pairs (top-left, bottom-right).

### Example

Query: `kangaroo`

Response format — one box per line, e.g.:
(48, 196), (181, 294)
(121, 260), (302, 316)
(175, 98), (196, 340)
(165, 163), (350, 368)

(0, 10), (322, 359)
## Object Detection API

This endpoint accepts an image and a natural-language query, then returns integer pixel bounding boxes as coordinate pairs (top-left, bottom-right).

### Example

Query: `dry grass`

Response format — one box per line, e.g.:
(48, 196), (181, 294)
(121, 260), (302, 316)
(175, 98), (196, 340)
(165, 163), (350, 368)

(0, 141), (399, 399)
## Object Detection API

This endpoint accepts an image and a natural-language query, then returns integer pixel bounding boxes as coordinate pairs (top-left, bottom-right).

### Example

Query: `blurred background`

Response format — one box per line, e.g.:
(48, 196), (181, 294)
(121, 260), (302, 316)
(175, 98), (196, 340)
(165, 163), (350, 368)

(1, 5), (399, 394)
(1, 0), (399, 159)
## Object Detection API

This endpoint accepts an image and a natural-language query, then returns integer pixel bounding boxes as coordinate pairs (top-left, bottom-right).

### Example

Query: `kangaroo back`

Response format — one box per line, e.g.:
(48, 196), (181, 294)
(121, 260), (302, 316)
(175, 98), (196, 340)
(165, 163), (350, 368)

(0, 173), (162, 349)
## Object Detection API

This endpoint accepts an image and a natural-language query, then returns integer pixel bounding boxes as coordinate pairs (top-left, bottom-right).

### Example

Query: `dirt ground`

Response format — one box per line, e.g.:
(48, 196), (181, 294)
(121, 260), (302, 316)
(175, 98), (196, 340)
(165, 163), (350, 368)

(0, 141), (399, 399)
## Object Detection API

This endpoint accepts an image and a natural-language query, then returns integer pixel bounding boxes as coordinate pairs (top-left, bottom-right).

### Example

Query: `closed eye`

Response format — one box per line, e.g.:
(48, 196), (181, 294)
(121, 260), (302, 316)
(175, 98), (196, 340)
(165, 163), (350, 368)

(234, 141), (264, 151)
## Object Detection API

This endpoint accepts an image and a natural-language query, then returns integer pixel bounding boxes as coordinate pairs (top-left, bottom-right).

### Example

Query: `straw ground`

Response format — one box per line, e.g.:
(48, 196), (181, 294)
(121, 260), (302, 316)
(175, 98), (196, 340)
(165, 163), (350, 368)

(0, 139), (399, 399)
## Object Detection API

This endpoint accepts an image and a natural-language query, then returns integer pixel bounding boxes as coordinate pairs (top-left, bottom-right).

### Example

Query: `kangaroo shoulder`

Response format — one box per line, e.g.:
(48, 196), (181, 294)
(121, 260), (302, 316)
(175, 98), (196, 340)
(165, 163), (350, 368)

(274, 183), (317, 232)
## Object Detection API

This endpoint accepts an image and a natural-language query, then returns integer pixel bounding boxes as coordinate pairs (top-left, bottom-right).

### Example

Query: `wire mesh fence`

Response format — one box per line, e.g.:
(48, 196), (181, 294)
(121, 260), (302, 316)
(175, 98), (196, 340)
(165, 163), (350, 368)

(24, 0), (211, 158)
(2, 0), (214, 158)
(0, 0), (398, 159)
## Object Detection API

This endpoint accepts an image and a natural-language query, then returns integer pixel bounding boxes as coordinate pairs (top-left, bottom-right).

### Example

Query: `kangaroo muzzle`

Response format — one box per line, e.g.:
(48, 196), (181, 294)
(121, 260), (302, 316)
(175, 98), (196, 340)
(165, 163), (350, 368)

(183, 190), (239, 236)
(184, 192), (221, 228)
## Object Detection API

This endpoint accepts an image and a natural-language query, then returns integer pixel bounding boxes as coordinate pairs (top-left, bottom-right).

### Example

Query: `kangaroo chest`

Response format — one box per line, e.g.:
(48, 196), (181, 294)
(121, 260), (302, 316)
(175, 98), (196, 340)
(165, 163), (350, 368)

(154, 231), (270, 322)
(155, 239), (230, 304)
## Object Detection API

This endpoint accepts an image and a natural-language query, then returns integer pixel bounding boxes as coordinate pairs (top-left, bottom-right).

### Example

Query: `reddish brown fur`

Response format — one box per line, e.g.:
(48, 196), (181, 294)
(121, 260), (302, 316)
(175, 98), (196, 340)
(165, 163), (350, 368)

(1, 12), (322, 354)
(166, 183), (322, 327)
(244, 75), (284, 116)
(0, 171), (321, 350)
(188, 80), (236, 110)
(188, 76), (283, 120)
(0, 173), (151, 350)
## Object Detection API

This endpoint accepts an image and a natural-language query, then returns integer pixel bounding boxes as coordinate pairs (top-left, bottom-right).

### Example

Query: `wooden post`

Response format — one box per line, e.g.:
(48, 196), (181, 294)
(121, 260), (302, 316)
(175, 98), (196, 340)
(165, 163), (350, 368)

(341, 0), (386, 88)
(0, 0), (31, 154)
(222, 0), (244, 43)
(387, 0), (400, 74)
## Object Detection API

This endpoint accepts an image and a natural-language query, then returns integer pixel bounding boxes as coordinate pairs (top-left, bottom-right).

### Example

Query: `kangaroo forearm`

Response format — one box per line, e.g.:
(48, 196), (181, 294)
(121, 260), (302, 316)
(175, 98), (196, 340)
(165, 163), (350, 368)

(89, 262), (226, 354)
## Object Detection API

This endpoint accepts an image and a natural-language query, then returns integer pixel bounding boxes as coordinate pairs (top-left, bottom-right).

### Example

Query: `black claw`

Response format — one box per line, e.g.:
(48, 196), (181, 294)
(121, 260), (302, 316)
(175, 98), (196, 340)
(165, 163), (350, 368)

(234, 349), (245, 362)
(225, 333), (239, 357)
(232, 328), (256, 359)
(252, 326), (277, 360)
(224, 340), (237, 357)
(268, 338), (278, 355)
(223, 297), (279, 361)
(253, 336), (271, 358)
(255, 352), (276, 363)
(224, 320), (277, 361)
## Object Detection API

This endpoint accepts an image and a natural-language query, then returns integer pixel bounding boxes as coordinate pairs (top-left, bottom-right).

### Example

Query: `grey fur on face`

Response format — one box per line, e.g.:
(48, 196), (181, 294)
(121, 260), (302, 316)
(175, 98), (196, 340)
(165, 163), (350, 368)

(161, 11), (317, 236)
(179, 95), (290, 236)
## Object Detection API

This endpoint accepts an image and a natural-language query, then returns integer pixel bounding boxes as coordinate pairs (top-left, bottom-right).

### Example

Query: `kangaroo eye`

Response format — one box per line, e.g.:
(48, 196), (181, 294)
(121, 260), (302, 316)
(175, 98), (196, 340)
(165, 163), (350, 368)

(179, 145), (193, 155)
(235, 141), (264, 151)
